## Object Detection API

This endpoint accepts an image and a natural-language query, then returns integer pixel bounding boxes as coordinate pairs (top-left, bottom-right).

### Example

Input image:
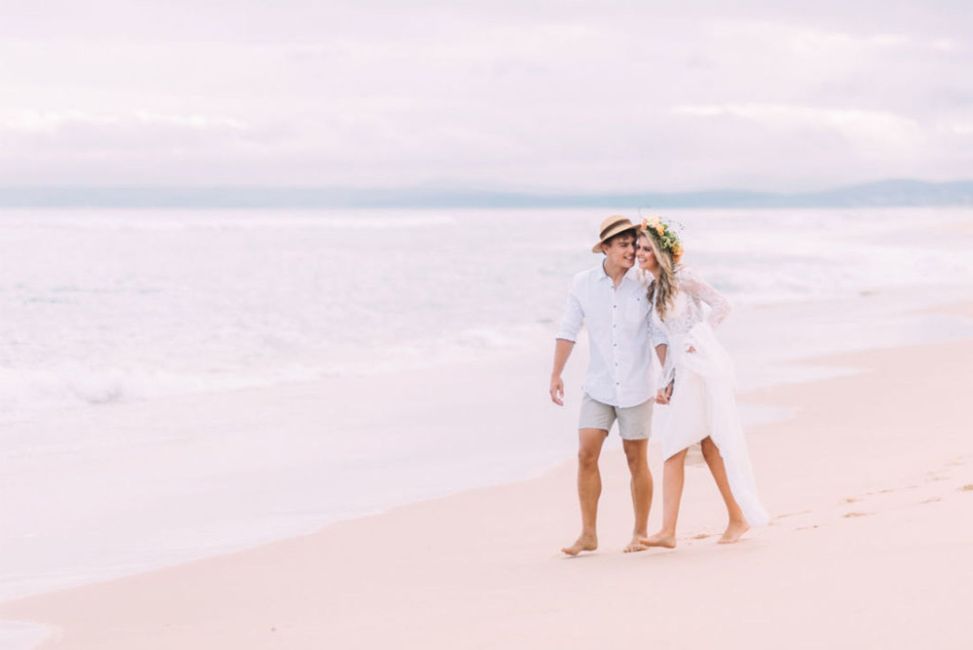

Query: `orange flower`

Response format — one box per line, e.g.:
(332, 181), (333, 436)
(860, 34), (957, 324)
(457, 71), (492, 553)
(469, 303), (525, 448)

(654, 223), (665, 236)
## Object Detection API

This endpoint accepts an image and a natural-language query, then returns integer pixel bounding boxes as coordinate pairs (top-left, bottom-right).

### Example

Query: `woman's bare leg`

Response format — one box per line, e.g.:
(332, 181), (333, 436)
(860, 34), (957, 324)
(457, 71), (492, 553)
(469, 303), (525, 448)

(700, 437), (749, 543)
(640, 448), (688, 548)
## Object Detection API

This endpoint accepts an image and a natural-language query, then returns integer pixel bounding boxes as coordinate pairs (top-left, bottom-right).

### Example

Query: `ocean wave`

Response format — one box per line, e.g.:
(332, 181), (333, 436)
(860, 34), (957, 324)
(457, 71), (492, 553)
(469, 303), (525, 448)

(0, 209), (457, 231)
(1, 206), (972, 416)
(0, 364), (322, 418)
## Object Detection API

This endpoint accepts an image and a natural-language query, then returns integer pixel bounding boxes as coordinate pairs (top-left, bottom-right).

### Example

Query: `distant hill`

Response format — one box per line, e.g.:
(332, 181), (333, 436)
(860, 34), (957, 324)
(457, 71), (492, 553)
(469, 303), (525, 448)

(1, 179), (971, 208)
(784, 179), (973, 207)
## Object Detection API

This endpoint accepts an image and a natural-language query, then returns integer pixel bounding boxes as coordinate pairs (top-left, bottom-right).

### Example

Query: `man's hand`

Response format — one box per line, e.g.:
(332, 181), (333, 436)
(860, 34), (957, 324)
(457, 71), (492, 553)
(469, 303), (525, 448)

(655, 381), (674, 405)
(549, 375), (565, 405)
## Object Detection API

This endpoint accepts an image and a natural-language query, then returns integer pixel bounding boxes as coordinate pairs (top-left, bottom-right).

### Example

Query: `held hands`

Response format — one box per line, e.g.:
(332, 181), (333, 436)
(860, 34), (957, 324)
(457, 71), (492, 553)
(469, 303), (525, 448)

(655, 380), (674, 405)
(549, 375), (565, 406)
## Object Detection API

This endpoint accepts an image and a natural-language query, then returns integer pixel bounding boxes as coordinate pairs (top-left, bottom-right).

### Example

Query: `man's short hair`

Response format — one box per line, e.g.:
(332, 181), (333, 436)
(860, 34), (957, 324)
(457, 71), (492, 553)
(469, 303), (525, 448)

(603, 228), (637, 248)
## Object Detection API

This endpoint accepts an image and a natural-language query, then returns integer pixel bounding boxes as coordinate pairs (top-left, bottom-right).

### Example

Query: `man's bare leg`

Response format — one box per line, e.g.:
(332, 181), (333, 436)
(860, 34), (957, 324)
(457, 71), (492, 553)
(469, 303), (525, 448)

(640, 448), (688, 549)
(561, 428), (608, 556)
(700, 437), (749, 543)
(622, 438), (652, 552)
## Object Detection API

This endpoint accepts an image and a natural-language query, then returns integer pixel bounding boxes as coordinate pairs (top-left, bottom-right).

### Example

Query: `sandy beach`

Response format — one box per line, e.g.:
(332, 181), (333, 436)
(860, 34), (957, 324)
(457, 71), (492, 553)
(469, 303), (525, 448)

(2, 327), (971, 649)
(6, 1), (973, 646)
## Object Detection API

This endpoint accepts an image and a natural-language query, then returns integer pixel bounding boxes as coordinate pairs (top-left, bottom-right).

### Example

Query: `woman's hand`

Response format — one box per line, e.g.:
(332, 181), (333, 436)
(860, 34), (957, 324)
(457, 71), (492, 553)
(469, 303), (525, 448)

(686, 345), (696, 353)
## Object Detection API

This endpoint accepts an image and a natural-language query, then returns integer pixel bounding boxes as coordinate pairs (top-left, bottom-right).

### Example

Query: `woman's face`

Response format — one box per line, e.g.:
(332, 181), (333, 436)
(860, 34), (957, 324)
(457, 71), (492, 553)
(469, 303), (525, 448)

(636, 235), (658, 272)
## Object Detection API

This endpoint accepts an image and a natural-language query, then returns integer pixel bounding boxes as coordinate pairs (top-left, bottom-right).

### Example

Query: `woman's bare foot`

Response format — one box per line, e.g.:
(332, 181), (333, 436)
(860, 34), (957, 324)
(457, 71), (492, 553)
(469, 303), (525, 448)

(718, 519), (750, 544)
(623, 535), (648, 553)
(638, 531), (677, 549)
(561, 533), (598, 556)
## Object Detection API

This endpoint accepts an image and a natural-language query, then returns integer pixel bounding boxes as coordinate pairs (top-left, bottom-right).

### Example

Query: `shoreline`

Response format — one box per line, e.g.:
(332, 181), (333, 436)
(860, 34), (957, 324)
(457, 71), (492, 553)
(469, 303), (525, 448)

(3, 333), (972, 649)
(3, 288), (970, 606)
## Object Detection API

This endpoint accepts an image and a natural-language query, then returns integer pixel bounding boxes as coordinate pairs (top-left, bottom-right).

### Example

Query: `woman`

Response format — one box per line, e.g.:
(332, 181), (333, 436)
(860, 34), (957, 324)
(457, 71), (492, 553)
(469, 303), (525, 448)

(635, 217), (769, 547)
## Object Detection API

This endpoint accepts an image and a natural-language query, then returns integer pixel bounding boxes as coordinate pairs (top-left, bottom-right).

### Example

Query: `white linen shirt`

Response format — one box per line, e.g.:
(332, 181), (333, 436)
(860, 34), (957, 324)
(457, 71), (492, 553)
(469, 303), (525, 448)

(556, 264), (667, 408)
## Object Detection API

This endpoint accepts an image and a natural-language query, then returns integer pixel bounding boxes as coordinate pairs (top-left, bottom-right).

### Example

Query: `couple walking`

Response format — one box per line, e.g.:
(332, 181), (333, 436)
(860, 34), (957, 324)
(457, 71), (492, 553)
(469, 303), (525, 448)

(549, 215), (769, 556)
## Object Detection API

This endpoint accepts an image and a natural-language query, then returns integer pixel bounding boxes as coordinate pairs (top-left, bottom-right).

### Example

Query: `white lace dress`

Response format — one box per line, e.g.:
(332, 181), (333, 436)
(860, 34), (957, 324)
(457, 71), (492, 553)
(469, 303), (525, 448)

(652, 268), (769, 527)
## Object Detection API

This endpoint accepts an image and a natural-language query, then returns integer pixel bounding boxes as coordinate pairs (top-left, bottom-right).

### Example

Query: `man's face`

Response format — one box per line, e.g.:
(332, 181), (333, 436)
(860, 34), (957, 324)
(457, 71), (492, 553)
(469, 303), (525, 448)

(601, 233), (636, 270)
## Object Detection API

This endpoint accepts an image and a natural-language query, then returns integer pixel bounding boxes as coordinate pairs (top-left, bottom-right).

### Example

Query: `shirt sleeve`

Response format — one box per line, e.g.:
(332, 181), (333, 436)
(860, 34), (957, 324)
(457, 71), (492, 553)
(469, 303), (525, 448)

(651, 323), (668, 348)
(659, 353), (675, 391)
(647, 291), (668, 348)
(555, 283), (583, 342)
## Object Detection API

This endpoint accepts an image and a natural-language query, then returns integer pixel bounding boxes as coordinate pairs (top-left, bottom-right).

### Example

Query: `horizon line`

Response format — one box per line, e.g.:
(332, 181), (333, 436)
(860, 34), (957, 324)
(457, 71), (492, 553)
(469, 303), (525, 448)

(0, 178), (971, 209)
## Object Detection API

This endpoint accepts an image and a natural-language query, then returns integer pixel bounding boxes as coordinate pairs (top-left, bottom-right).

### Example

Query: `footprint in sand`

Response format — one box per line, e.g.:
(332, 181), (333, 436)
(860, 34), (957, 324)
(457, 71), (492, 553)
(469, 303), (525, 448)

(919, 497), (943, 504)
(691, 533), (712, 540)
(960, 484), (973, 492)
(867, 488), (896, 495)
(795, 524), (821, 531)
(842, 496), (860, 504)
(774, 510), (812, 520)
(843, 511), (873, 518)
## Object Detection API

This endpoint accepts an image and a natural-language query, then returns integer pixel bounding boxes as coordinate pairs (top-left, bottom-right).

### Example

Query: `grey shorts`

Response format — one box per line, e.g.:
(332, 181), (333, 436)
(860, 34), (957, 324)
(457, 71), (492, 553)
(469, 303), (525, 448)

(578, 393), (653, 440)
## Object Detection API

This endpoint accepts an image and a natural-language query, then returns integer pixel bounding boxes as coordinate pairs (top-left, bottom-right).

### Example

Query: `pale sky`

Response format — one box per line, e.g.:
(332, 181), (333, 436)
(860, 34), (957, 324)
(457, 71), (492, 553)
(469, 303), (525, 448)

(1, 1), (971, 192)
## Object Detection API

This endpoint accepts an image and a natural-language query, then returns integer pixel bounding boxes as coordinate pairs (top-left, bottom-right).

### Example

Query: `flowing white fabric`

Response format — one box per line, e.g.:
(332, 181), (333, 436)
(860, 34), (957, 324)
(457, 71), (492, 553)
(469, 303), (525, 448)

(652, 268), (769, 527)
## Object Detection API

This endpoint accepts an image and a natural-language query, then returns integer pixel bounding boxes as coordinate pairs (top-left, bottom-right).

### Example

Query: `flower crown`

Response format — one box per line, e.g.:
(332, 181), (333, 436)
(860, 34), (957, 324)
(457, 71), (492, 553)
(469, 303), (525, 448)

(640, 217), (683, 262)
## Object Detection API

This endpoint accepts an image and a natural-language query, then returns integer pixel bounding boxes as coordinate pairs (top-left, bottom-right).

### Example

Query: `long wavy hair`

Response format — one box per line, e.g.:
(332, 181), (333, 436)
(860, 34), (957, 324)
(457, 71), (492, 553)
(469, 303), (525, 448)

(639, 229), (679, 320)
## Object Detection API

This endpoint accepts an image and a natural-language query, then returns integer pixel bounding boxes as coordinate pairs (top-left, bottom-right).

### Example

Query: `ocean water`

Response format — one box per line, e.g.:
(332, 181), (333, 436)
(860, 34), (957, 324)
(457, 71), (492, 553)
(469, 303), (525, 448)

(1, 207), (971, 417)
(2, 206), (973, 611)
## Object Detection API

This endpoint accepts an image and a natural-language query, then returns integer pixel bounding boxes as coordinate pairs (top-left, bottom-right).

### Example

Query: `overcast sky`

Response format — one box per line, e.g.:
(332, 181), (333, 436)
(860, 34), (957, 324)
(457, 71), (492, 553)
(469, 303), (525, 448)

(1, 1), (970, 192)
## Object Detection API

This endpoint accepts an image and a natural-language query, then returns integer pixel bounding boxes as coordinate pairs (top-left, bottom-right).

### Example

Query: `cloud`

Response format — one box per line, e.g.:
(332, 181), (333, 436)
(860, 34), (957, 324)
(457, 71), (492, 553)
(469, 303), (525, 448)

(0, 2), (970, 190)
(133, 112), (248, 131)
(670, 104), (923, 152)
(0, 110), (120, 134)
(0, 110), (248, 135)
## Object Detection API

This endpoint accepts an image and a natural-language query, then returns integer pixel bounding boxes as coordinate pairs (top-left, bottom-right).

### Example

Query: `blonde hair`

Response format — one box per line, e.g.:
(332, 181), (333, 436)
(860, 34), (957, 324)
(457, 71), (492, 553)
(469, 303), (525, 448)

(639, 229), (679, 320)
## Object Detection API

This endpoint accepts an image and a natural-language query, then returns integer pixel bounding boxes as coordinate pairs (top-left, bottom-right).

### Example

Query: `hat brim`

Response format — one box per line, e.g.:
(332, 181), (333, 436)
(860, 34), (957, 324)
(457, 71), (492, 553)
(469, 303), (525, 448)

(591, 223), (637, 253)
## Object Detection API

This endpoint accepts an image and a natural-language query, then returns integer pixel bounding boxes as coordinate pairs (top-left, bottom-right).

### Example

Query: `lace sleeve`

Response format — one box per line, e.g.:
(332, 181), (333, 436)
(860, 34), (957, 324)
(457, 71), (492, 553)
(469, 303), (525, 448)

(680, 268), (731, 327)
(647, 284), (668, 349)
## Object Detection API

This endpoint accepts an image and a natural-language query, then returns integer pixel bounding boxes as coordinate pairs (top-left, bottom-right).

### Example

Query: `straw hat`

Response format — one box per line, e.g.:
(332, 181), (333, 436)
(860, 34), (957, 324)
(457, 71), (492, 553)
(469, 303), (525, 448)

(591, 215), (636, 253)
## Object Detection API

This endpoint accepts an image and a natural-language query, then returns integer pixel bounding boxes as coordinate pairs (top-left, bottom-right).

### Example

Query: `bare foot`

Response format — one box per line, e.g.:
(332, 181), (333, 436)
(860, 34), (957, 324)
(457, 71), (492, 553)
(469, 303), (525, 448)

(623, 535), (649, 553)
(561, 533), (598, 556)
(718, 520), (749, 544)
(638, 532), (677, 549)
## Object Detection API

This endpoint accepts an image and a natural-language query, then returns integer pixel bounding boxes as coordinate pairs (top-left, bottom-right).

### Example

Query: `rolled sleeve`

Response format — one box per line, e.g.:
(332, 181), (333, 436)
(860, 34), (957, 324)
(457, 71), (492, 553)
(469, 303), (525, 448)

(649, 316), (668, 348)
(659, 355), (675, 391)
(555, 291), (583, 342)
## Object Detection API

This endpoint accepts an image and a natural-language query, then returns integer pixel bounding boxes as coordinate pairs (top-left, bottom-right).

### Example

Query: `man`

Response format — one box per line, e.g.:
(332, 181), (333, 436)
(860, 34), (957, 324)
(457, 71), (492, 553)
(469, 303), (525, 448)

(550, 215), (667, 555)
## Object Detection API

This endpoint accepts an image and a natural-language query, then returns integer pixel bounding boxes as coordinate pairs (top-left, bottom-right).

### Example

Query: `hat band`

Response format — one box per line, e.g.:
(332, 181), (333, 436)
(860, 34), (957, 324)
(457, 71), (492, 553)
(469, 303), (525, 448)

(599, 221), (630, 239)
